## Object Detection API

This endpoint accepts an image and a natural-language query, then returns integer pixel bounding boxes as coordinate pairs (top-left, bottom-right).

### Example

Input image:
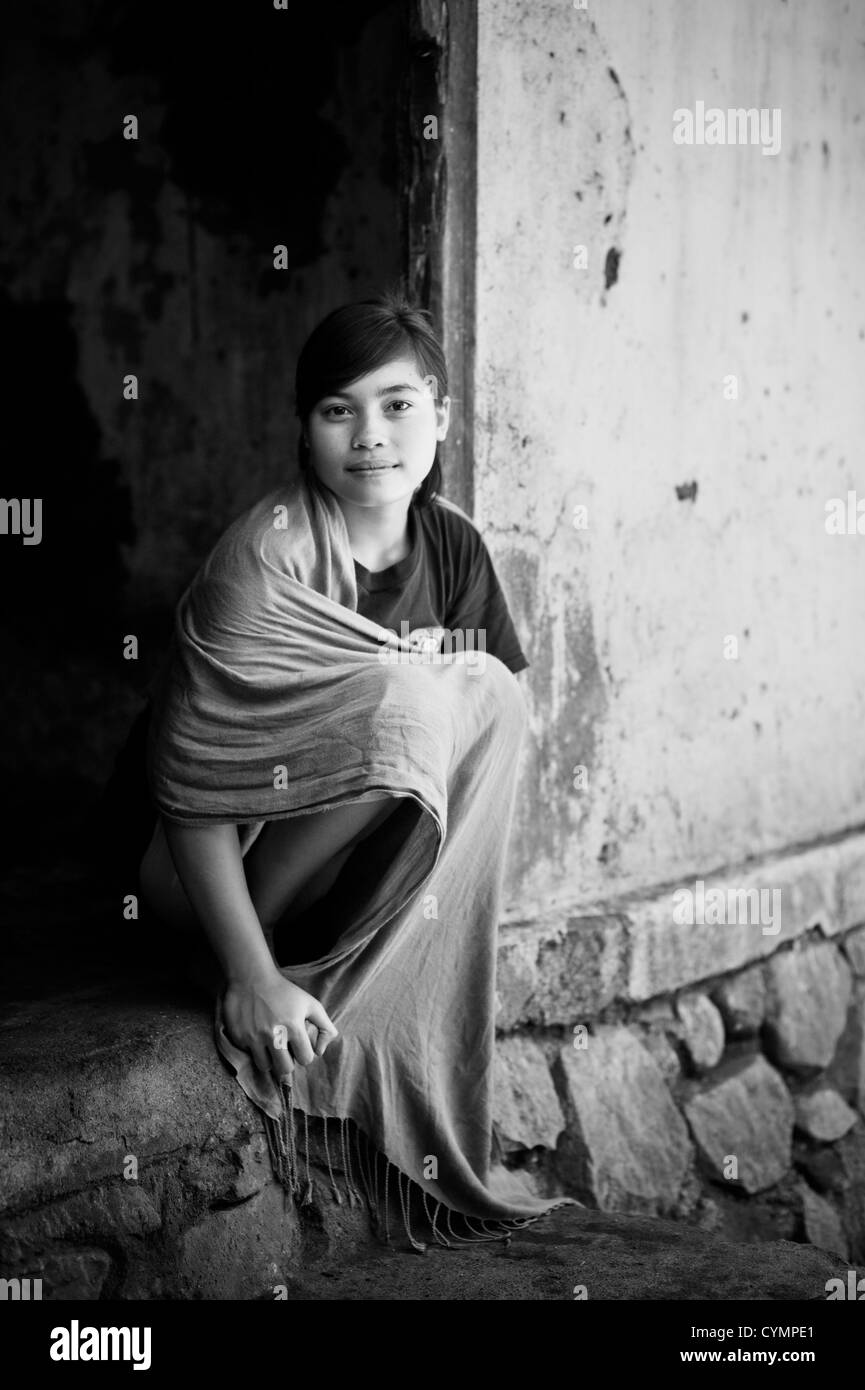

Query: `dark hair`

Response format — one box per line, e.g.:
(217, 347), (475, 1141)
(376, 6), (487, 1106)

(294, 289), (448, 506)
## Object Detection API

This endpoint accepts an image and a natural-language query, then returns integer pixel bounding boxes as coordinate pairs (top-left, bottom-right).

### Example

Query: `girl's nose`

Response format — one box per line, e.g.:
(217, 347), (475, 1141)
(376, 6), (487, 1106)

(352, 415), (388, 448)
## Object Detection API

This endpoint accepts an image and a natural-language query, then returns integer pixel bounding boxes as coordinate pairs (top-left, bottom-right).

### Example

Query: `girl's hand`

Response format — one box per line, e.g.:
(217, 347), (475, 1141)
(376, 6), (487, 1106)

(222, 969), (338, 1079)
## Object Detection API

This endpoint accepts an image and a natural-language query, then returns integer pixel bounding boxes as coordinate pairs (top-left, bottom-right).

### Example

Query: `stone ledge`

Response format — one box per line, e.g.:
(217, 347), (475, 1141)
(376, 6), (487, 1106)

(497, 831), (865, 1027)
(0, 987), (257, 1216)
(3, 830), (864, 1290)
(281, 1205), (856, 1302)
(1, 1190), (856, 1301)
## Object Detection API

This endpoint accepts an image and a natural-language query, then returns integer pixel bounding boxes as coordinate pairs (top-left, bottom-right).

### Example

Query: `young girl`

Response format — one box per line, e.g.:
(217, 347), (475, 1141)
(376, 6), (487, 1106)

(135, 292), (570, 1247)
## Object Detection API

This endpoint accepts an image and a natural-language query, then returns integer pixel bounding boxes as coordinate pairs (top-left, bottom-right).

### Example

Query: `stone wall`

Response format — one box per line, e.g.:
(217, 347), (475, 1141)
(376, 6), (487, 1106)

(2, 907), (862, 1297)
(492, 842), (865, 1260)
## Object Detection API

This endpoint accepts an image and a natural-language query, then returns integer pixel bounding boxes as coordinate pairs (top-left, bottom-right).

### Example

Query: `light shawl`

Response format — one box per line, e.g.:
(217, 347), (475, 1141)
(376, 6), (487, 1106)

(146, 473), (572, 1246)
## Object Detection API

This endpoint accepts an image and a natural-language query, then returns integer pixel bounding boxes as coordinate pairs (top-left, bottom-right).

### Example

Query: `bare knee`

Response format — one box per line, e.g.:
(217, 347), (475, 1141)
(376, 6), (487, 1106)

(244, 795), (399, 930)
(341, 793), (399, 846)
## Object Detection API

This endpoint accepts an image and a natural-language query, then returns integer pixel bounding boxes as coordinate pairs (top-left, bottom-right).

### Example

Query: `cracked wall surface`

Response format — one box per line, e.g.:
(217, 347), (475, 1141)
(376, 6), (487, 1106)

(475, 0), (865, 910)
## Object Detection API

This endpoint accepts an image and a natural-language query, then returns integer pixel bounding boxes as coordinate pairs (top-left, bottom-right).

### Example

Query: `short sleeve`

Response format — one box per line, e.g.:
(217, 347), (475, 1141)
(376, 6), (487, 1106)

(434, 502), (529, 674)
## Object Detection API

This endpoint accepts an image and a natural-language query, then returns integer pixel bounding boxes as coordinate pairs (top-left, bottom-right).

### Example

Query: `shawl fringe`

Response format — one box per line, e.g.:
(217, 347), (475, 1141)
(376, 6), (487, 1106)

(263, 1078), (572, 1252)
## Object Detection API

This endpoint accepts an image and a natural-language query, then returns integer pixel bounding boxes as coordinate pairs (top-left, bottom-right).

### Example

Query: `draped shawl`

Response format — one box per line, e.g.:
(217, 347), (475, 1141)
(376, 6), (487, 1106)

(146, 473), (572, 1246)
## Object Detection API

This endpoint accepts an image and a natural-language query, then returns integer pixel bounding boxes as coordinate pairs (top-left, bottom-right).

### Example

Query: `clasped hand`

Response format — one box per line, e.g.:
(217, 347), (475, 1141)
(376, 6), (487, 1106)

(222, 969), (339, 1080)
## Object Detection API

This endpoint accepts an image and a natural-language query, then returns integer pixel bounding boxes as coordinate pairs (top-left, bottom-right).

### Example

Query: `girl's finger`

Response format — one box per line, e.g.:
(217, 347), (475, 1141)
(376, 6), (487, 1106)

(307, 1001), (339, 1038)
(311, 1022), (338, 1056)
(287, 1023), (316, 1068)
(270, 1045), (295, 1083)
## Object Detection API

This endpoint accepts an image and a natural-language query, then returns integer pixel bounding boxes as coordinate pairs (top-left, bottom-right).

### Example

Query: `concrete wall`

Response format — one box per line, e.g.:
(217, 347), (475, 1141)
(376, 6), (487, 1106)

(474, 0), (865, 913)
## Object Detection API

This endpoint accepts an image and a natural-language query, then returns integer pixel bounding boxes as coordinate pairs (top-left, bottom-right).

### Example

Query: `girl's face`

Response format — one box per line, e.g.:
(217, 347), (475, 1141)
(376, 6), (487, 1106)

(304, 356), (450, 511)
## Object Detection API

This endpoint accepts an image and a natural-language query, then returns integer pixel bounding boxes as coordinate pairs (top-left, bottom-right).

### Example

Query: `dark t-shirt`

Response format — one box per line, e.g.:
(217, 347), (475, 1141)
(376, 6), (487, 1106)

(354, 496), (528, 675)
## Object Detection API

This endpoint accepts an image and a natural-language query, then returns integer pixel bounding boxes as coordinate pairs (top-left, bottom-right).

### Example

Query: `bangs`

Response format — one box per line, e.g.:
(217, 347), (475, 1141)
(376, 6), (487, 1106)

(294, 293), (448, 506)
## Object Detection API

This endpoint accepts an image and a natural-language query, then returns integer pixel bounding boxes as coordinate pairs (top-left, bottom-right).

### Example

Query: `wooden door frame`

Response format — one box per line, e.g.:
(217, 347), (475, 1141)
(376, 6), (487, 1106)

(403, 0), (477, 517)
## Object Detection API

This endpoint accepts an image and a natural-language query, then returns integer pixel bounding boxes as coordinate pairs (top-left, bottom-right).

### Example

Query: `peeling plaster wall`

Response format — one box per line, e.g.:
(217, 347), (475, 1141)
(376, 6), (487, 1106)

(475, 0), (865, 913)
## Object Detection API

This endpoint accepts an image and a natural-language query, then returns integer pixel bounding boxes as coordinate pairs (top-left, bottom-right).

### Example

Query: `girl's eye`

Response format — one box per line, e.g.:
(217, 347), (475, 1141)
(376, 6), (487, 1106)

(321, 400), (413, 418)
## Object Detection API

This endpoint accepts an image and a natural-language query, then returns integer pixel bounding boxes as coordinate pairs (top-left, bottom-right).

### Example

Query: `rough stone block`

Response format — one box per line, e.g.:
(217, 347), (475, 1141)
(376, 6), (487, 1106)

(40, 1249), (112, 1301)
(497, 915), (627, 1027)
(102, 1184), (162, 1236)
(0, 1182), (161, 1263)
(785, 864), (839, 938)
(842, 926), (865, 978)
(233, 1133), (271, 1200)
(176, 1184), (302, 1300)
(493, 1035), (565, 1151)
(712, 964), (767, 1038)
(682, 1054), (794, 1194)
(711, 1172), (802, 1246)
(538, 914), (628, 1023)
(181, 1130), (271, 1204)
(794, 1086), (857, 1143)
(0, 1000), (262, 1214)
(557, 1025), (692, 1213)
(281, 1200), (853, 1301)
(825, 981), (865, 1112)
(793, 1142), (846, 1197)
(670, 1167), (724, 1232)
(837, 845), (865, 933)
(495, 930), (541, 1030)
(181, 1144), (242, 1202)
(764, 942), (852, 1073)
(624, 844), (842, 1003)
(638, 999), (677, 1026)
(675, 993), (725, 1072)
(837, 1123), (865, 1262)
(637, 1026), (682, 1086)
(798, 1183), (848, 1260)
(498, 836), (865, 1024)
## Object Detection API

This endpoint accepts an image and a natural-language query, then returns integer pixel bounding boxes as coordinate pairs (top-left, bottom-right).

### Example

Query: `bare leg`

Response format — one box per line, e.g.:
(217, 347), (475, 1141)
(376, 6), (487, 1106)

(139, 819), (202, 937)
(243, 795), (398, 934)
(139, 795), (398, 994)
(138, 820), (225, 996)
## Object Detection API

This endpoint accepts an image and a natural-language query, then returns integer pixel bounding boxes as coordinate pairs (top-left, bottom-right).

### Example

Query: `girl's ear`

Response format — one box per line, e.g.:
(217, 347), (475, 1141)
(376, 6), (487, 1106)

(435, 394), (451, 441)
